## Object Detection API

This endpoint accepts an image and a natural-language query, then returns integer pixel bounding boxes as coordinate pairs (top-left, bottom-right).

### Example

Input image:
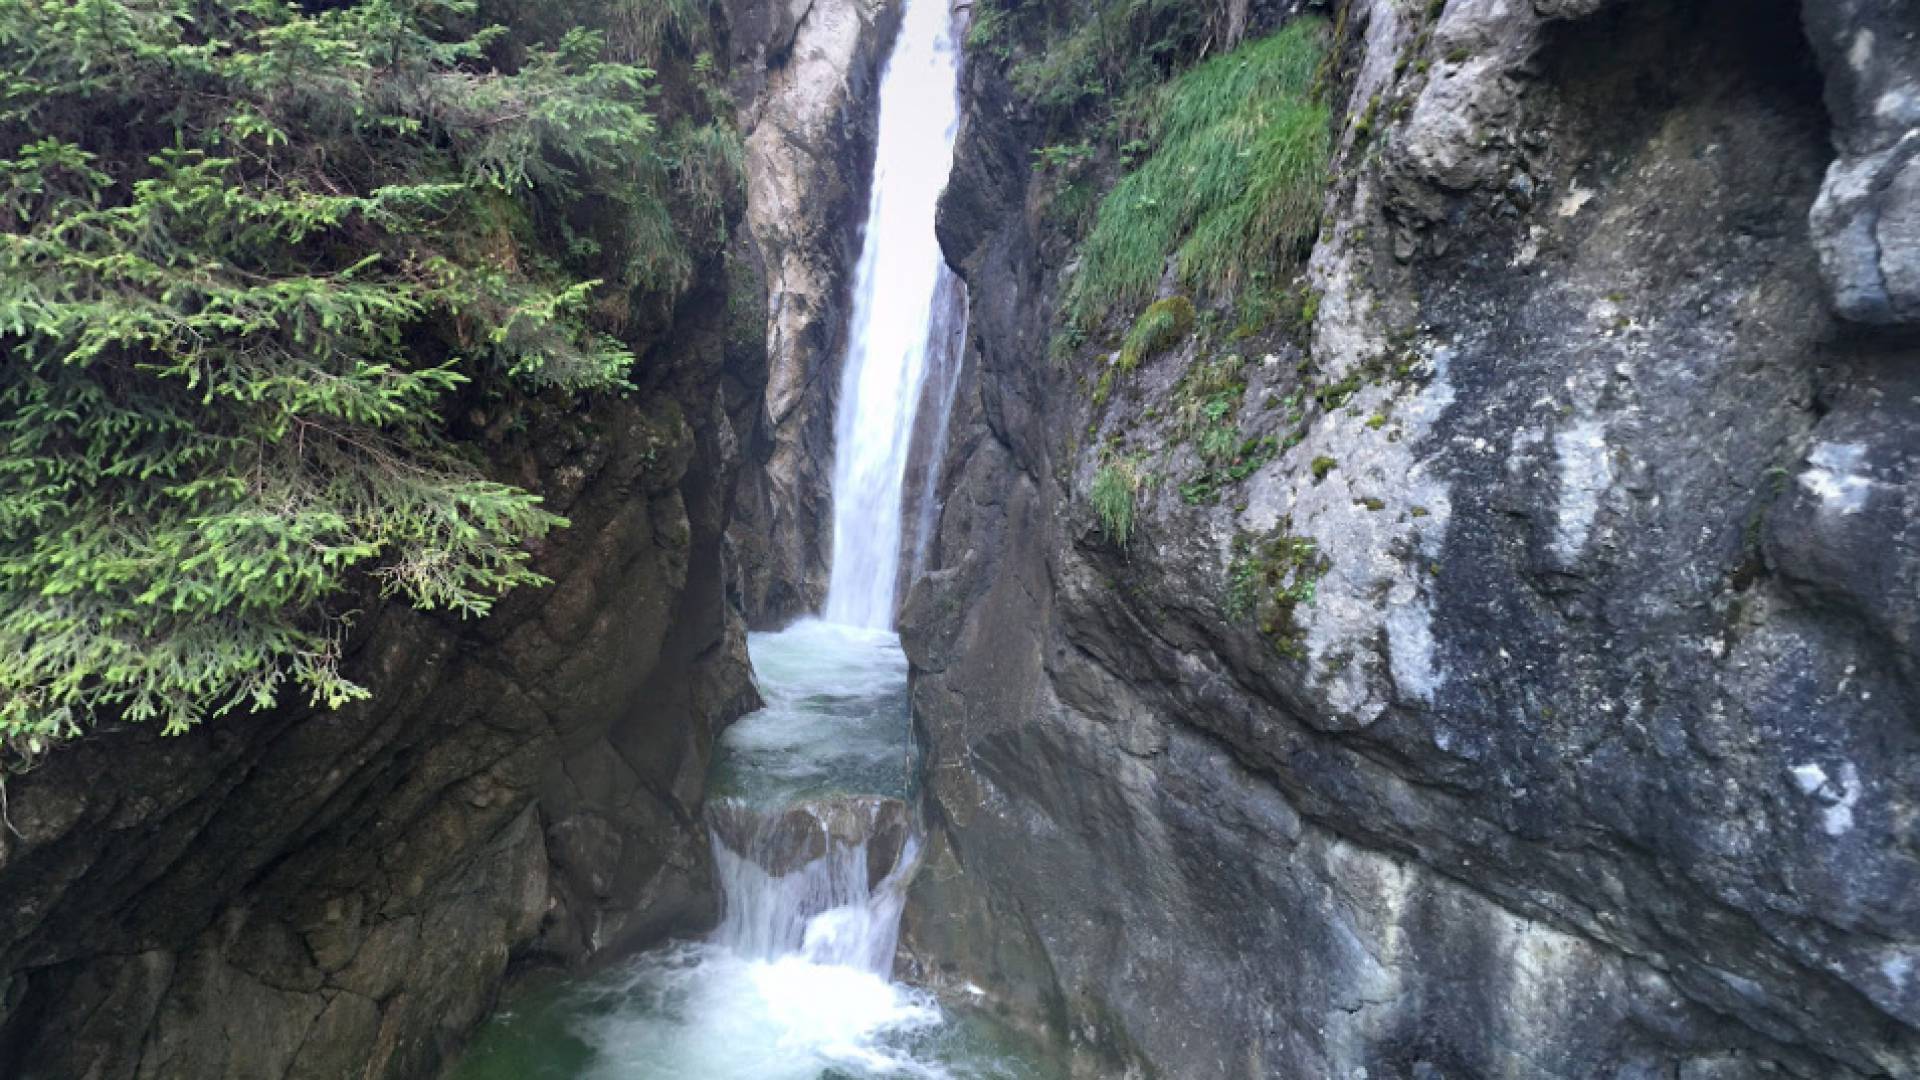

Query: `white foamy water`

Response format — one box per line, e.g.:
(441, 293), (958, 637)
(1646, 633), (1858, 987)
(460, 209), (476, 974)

(531, 615), (975, 1078)
(712, 619), (910, 807)
(714, 799), (921, 968)
(452, 626), (1052, 1079)
(822, 0), (967, 629)
(556, 800), (957, 1080)
(569, 943), (950, 1080)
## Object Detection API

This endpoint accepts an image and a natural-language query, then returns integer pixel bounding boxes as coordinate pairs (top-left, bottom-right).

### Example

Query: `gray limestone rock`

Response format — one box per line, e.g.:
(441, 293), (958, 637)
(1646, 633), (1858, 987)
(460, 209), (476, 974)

(900, 0), (1920, 1076)
(1803, 0), (1920, 324)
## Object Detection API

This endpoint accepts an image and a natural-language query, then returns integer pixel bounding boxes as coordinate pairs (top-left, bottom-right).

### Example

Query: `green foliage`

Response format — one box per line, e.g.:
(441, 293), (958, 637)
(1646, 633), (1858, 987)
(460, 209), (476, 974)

(967, 0), (1014, 59)
(1089, 458), (1145, 546)
(1033, 141), (1097, 171)
(1008, 0), (1200, 115)
(1168, 352), (1276, 504)
(672, 119), (748, 222)
(1198, 423), (1243, 464)
(1296, 287), (1322, 331)
(1170, 353), (1247, 442)
(1092, 367), (1116, 406)
(1044, 176), (1101, 237)
(1118, 296), (1195, 372)
(1229, 273), (1287, 338)
(0, 0), (724, 741)
(1353, 93), (1383, 140)
(1311, 456), (1339, 482)
(1225, 528), (1327, 659)
(1315, 370), (1365, 410)
(1065, 21), (1330, 325)
(1050, 323), (1089, 367)
(1312, 344), (1420, 415)
(1179, 435), (1277, 505)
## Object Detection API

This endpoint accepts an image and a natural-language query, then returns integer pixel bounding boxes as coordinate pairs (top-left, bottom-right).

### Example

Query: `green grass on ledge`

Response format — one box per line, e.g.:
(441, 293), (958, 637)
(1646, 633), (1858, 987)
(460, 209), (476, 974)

(1065, 19), (1331, 327)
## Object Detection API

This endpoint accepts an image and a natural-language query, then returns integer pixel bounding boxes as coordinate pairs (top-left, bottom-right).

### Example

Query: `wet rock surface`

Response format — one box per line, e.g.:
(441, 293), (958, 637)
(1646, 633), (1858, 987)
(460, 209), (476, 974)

(901, 1), (1920, 1077)
(710, 794), (911, 888)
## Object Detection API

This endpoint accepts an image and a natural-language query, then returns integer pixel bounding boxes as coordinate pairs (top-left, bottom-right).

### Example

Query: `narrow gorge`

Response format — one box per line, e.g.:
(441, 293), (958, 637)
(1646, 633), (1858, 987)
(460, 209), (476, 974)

(0, 1), (1914, 1079)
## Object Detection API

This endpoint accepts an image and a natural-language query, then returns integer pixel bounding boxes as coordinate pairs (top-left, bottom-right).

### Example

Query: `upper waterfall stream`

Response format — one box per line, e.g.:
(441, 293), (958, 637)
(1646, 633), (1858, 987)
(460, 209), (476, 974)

(450, 1), (1053, 1075)
(822, 0), (967, 628)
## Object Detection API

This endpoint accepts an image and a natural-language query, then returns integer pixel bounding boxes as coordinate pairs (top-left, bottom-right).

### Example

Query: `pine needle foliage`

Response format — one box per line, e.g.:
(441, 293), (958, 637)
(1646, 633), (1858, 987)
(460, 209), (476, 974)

(0, 0), (719, 742)
(1064, 20), (1330, 326)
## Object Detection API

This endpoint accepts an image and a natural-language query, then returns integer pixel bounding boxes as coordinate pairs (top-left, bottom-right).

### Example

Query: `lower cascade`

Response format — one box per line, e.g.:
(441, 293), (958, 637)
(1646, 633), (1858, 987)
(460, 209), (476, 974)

(453, 624), (1047, 1078)
(708, 794), (917, 975)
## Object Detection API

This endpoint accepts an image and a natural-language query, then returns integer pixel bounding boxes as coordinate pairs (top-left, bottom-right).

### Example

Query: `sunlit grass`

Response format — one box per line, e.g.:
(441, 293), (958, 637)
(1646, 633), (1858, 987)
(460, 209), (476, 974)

(1065, 20), (1330, 326)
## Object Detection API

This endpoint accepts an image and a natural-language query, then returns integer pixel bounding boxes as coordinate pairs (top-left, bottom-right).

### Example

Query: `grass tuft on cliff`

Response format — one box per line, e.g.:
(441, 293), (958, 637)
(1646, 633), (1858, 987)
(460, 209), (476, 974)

(0, 0), (739, 744)
(1119, 296), (1196, 371)
(1065, 20), (1330, 326)
(1090, 459), (1145, 547)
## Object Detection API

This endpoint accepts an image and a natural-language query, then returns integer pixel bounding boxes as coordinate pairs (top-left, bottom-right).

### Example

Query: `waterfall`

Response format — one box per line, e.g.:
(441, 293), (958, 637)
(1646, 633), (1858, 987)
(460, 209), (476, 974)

(903, 270), (969, 598)
(450, 4), (1013, 1075)
(710, 794), (920, 976)
(822, 0), (966, 629)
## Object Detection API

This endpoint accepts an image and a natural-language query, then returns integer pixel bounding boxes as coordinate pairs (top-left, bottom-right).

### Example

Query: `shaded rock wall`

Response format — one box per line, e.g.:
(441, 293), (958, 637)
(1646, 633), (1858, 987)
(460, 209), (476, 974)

(901, 1), (1920, 1077)
(728, 0), (903, 626)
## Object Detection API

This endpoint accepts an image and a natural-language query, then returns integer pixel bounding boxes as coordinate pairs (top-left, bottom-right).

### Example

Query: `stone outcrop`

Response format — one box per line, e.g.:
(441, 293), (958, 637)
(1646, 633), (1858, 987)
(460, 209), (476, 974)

(728, 0), (903, 626)
(709, 794), (910, 886)
(1803, 0), (1920, 325)
(901, 1), (1920, 1077)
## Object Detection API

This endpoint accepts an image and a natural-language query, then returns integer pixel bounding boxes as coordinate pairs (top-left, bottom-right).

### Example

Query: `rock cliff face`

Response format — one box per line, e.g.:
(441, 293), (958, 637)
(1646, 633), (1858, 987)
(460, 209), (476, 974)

(0, 56), (766, 1080)
(728, 0), (902, 626)
(901, 1), (1920, 1077)
(1804, 0), (1920, 325)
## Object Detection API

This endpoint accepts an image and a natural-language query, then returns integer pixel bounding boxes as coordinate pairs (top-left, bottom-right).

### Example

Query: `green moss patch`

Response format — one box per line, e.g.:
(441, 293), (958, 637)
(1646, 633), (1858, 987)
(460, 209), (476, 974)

(1225, 527), (1330, 660)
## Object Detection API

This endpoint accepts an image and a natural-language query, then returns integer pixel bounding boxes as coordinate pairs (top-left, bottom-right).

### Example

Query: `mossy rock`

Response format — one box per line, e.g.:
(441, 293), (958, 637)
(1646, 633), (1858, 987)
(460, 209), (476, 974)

(1225, 528), (1330, 661)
